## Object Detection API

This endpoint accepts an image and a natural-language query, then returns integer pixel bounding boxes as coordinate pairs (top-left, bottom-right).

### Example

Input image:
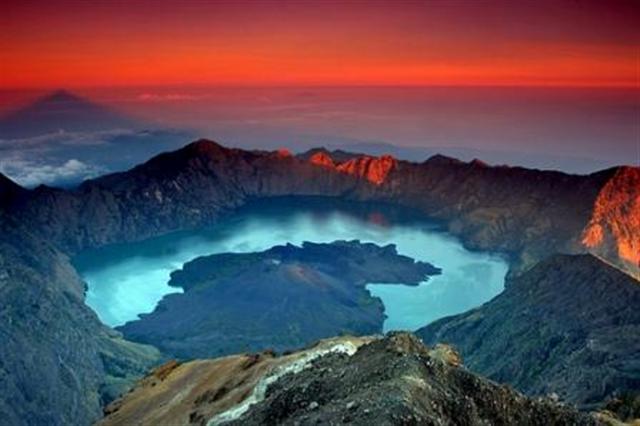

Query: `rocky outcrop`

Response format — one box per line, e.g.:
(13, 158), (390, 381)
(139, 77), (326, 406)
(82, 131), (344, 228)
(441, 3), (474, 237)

(299, 147), (361, 163)
(0, 213), (161, 426)
(308, 150), (397, 185)
(582, 166), (640, 279)
(99, 333), (601, 426)
(418, 254), (640, 409)
(335, 155), (397, 185)
(309, 151), (336, 168)
(118, 241), (439, 359)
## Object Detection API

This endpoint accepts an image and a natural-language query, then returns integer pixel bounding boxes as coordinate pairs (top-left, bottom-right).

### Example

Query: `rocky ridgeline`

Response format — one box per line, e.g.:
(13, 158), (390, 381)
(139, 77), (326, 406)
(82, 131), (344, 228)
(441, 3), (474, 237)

(99, 333), (602, 426)
(309, 150), (397, 185)
(6, 139), (635, 277)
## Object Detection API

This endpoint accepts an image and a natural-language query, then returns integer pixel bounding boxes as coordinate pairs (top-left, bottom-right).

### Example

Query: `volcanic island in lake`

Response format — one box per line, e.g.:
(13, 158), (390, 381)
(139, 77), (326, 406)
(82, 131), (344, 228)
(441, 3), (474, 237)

(118, 240), (440, 359)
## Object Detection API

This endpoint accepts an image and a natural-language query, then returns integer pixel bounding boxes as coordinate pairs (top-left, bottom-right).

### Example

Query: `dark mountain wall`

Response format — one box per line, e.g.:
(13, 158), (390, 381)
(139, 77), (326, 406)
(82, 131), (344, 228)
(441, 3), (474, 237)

(6, 139), (629, 277)
(418, 254), (640, 407)
(0, 213), (160, 426)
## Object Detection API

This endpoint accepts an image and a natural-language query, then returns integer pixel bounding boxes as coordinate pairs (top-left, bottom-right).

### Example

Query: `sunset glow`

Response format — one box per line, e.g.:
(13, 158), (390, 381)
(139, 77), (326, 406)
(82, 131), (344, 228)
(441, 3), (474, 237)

(2, 0), (638, 88)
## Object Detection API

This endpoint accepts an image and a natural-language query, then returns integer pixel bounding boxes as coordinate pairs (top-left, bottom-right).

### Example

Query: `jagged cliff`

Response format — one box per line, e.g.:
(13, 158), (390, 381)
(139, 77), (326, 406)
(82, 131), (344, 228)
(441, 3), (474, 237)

(582, 166), (640, 279)
(309, 150), (397, 185)
(5, 140), (374, 252)
(418, 254), (640, 408)
(306, 148), (638, 277)
(99, 333), (602, 426)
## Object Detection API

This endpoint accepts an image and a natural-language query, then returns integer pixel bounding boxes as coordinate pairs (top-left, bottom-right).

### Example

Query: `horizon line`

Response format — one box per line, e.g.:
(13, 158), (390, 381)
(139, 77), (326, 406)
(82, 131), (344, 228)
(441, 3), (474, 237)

(1, 82), (638, 92)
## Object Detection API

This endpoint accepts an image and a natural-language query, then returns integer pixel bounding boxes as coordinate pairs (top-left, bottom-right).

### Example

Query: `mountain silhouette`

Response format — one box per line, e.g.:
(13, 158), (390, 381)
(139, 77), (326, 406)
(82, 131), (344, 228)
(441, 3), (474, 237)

(0, 90), (138, 139)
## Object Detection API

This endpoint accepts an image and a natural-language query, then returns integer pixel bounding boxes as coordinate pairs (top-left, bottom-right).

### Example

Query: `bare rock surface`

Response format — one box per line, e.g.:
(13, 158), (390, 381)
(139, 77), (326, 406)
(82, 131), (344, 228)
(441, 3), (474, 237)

(100, 333), (601, 426)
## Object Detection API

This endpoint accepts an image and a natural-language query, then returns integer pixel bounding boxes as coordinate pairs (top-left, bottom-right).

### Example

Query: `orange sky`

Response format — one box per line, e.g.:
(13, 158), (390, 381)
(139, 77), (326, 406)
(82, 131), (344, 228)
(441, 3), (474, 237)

(1, 0), (638, 88)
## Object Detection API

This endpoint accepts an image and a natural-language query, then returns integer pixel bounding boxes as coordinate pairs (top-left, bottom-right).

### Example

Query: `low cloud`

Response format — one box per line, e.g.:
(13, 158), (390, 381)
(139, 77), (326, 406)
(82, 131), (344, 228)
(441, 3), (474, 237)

(0, 128), (190, 187)
(0, 129), (142, 152)
(0, 155), (104, 187)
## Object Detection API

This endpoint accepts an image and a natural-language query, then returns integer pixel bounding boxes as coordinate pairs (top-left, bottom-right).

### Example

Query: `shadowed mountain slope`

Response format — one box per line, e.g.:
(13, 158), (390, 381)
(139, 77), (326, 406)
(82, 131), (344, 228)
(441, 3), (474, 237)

(418, 254), (640, 408)
(0, 173), (27, 206)
(0, 213), (160, 426)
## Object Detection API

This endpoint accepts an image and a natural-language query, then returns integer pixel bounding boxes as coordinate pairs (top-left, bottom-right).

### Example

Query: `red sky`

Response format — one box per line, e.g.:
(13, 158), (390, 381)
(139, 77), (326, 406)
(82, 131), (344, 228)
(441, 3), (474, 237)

(1, 0), (639, 88)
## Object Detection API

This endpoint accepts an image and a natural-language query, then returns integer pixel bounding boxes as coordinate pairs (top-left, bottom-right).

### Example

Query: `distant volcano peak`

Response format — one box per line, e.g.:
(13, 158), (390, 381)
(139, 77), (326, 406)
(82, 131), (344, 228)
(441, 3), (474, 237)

(0, 89), (138, 139)
(39, 89), (86, 104)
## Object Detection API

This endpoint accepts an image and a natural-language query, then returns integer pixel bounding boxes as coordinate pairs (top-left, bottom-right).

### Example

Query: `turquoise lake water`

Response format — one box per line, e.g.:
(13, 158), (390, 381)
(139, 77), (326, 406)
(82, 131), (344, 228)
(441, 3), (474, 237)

(74, 198), (508, 331)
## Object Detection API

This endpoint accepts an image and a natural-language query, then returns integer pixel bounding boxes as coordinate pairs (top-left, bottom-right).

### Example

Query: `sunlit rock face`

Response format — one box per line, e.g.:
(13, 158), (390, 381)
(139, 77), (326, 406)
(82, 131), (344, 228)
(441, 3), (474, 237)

(309, 151), (335, 168)
(336, 154), (397, 185)
(309, 151), (397, 185)
(273, 148), (293, 158)
(582, 166), (640, 278)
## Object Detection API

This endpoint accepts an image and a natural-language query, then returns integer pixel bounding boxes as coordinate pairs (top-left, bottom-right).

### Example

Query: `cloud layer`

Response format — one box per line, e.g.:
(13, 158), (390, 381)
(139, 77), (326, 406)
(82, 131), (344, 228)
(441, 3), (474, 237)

(0, 128), (190, 187)
(0, 156), (103, 187)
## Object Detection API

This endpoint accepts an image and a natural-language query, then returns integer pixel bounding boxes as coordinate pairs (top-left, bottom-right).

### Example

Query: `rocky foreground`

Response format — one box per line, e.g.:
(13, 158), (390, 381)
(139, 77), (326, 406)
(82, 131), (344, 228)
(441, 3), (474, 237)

(99, 333), (604, 426)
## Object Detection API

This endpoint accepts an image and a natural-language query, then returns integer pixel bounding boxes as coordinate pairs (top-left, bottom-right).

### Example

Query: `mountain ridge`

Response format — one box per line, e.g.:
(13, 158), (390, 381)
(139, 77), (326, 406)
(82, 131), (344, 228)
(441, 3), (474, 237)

(3, 139), (637, 278)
